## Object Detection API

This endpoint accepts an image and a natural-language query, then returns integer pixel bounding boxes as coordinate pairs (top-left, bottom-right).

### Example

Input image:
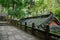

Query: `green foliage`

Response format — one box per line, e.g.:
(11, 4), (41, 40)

(31, 0), (60, 20)
(31, 0), (46, 13)
(0, 0), (60, 36)
(0, 0), (60, 20)
(0, 0), (29, 19)
(51, 30), (60, 36)
(0, 0), (12, 8)
(50, 0), (60, 20)
(12, 0), (29, 18)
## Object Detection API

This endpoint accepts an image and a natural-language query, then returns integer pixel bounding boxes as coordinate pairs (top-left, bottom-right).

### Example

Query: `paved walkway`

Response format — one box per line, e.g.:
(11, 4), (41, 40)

(0, 21), (40, 40)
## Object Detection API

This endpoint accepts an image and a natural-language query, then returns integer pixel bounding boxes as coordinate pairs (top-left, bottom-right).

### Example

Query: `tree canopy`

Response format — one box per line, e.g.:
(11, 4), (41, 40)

(0, 0), (60, 20)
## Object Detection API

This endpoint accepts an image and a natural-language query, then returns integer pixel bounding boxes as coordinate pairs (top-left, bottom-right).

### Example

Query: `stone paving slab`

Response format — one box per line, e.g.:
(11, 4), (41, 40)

(0, 21), (40, 40)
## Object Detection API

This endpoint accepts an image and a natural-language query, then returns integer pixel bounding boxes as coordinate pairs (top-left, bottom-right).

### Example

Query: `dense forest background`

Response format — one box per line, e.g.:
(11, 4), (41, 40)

(0, 0), (60, 20)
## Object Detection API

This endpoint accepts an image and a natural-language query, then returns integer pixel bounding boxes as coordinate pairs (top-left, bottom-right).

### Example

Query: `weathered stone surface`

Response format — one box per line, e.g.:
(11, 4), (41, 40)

(0, 21), (40, 40)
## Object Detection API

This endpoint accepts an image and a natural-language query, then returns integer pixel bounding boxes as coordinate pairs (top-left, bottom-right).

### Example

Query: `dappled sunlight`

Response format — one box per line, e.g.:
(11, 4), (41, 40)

(0, 0), (60, 40)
